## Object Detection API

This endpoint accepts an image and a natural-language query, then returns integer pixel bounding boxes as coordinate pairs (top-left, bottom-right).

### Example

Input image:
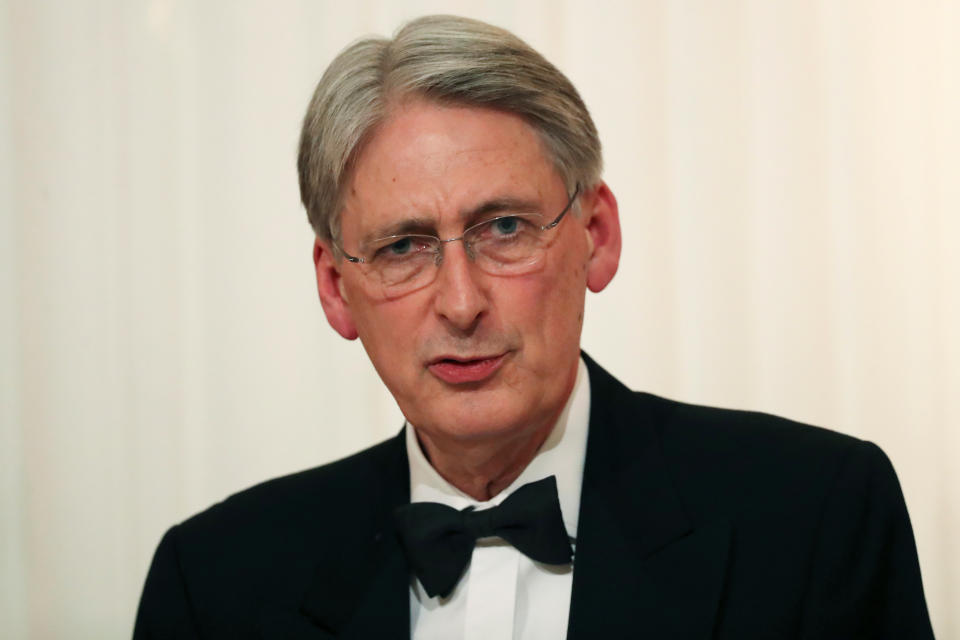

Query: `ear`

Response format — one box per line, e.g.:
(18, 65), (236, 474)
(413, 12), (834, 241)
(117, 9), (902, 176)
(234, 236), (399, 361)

(582, 181), (622, 292)
(313, 238), (359, 340)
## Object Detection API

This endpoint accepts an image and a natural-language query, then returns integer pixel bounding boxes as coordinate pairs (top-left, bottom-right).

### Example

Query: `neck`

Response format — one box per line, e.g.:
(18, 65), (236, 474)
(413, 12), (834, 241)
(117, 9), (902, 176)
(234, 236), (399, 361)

(414, 360), (580, 501)
(416, 419), (557, 501)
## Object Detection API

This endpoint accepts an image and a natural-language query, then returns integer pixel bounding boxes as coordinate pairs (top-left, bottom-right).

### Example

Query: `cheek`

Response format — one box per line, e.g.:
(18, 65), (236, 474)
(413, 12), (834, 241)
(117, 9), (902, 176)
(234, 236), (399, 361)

(352, 304), (428, 404)
(344, 283), (425, 373)
(358, 300), (421, 353)
(549, 250), (590, 339)
(508, 250), (588, 346)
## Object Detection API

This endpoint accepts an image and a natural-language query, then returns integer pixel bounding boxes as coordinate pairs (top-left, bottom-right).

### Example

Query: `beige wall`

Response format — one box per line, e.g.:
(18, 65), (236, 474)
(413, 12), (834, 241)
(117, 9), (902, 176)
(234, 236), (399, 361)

(1, 1), (957, 637)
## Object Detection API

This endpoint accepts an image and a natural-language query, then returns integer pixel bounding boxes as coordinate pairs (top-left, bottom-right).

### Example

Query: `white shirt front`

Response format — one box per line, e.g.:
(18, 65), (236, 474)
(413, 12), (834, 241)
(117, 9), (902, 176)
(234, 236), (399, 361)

(406, 358), (591, 640)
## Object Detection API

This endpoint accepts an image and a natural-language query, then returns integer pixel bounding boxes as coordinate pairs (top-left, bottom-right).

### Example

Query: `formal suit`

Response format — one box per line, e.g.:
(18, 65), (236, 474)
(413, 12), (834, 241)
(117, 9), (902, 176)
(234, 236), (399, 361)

(134, 354), (934, 639)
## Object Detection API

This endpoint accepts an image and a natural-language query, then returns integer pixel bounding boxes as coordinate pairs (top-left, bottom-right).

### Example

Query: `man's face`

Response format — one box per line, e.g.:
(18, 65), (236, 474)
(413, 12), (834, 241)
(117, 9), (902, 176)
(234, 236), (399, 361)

(315, 99), (619, 445)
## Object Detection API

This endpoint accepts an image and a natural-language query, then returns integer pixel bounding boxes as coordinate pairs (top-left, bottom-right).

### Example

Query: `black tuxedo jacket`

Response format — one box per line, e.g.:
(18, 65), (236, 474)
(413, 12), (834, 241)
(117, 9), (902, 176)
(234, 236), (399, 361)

(134, 354), (934, 639)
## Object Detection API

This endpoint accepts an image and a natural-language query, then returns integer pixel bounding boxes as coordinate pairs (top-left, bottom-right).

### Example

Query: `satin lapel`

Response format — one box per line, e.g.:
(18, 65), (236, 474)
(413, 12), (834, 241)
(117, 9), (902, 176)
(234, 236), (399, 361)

(296, 430), (411, 639)
(568, 355), (731, 640)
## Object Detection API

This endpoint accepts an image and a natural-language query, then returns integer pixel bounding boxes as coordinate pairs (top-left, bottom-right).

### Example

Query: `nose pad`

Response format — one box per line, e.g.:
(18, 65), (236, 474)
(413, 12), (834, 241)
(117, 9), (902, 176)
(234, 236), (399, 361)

(435, 238), (477, 267)
(463, 240), (477, 262)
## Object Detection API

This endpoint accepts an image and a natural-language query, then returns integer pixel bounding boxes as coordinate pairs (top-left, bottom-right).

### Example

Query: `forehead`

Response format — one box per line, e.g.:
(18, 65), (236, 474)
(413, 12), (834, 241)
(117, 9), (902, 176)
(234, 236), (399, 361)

(341, 99), (563, 233)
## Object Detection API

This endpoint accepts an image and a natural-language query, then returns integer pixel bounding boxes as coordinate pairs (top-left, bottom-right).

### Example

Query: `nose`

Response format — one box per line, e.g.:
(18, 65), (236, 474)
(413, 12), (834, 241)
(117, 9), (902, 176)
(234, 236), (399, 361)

(432, 241), (489, 333)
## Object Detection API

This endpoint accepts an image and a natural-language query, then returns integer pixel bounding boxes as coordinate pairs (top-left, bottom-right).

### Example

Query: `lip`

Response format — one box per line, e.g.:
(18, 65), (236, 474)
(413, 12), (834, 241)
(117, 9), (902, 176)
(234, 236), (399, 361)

(427, 353), (507, 385)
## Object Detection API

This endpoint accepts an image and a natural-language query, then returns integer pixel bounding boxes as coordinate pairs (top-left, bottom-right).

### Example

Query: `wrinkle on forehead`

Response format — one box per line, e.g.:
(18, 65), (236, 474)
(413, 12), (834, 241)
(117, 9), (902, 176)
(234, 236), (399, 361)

(339, 99), (563, 243)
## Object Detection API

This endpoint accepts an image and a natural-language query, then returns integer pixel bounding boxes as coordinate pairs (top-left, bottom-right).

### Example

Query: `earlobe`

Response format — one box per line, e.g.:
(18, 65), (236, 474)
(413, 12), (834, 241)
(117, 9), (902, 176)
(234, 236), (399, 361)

(313, 238), (359, 340)
(583, 182), (622, 293)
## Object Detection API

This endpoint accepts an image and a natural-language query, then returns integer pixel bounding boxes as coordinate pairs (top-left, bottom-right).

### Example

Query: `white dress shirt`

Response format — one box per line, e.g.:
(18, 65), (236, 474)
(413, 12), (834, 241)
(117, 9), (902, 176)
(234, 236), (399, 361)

(406, 357), (591, 640)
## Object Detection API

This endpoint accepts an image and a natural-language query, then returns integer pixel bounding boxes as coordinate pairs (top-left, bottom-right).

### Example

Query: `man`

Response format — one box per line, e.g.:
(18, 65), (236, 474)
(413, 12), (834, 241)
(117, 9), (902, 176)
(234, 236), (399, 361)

(134, 15), (934, 639)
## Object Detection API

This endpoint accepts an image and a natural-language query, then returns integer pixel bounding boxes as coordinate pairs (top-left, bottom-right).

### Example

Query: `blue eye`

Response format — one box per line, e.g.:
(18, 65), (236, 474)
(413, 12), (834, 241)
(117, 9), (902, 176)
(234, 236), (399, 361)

(493, 217), (520, 235)
(373, 235), (435, 261)
(388, 238), (412, 255)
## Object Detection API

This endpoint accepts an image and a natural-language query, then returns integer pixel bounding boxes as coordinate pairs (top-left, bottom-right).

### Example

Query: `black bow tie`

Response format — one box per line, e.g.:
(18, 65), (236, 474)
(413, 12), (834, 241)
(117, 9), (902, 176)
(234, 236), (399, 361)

(393, 475), (573, 599)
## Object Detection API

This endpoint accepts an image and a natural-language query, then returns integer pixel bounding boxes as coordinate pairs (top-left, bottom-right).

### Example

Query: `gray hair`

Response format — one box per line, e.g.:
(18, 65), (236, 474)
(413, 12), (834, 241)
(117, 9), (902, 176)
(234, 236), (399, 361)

(297, 14), (602, 244)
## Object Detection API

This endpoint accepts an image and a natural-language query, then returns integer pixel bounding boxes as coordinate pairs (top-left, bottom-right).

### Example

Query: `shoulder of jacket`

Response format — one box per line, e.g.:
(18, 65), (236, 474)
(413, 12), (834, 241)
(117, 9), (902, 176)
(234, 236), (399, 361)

(174, 432), (403, 539)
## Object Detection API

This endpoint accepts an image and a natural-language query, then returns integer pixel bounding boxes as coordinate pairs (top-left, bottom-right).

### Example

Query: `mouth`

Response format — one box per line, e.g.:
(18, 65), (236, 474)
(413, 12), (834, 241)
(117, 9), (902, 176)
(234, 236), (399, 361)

(427, 353), (508, 385)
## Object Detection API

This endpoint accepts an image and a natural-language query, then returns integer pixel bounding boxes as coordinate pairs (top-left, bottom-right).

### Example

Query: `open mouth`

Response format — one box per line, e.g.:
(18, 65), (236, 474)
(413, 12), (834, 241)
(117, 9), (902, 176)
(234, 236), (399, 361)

(427, 353), (507, 384)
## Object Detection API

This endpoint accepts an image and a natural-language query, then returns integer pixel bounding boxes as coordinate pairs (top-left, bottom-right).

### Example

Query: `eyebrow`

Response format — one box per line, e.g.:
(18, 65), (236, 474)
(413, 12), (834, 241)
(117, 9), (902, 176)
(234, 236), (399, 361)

(465, 196), (542, 222)
(360, 217), (436, 245)
(360, 195), (544, 244)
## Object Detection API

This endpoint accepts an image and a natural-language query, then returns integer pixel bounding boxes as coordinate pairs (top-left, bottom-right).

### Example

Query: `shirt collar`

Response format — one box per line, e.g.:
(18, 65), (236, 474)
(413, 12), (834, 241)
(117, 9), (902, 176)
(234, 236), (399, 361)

(405, 356), (591, 539)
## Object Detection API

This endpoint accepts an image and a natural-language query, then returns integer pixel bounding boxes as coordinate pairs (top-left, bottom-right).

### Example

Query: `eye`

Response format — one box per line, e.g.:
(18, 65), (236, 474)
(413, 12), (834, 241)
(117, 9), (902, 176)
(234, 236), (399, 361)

(387, 237), (413, 255)
(492, 217), (521, 236)
(371, 235), (434, 261)
(468, 215), (539, 245)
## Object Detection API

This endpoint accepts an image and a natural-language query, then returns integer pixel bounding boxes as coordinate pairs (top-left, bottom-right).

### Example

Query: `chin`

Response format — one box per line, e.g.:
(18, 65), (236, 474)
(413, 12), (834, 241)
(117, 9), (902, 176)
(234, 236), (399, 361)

(407, 392), (536, 443)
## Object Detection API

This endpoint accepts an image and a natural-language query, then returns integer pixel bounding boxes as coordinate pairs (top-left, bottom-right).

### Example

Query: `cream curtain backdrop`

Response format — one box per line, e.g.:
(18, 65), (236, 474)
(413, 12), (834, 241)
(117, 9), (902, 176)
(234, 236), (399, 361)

(1, 0), (957, 637)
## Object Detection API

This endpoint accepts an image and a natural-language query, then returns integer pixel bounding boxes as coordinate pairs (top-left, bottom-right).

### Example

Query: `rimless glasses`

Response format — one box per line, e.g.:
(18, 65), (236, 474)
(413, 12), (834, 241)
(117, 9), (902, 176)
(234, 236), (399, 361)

(335, 184), (581, 296)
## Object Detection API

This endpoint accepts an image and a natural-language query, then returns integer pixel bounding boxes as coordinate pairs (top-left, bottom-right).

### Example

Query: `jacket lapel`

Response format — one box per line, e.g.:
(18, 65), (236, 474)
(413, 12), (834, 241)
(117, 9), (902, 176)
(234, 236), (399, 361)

(293, 429), (412, 639)
(568, 355), (731, 639)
